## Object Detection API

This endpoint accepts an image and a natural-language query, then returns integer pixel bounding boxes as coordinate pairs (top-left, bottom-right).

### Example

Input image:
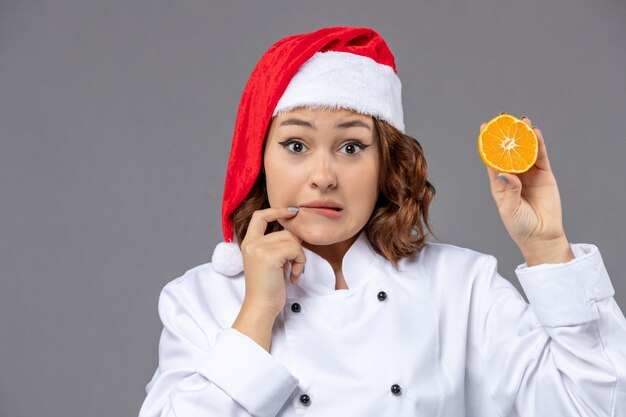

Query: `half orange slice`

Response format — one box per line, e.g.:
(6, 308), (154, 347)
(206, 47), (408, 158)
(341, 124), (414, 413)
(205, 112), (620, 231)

(478, 114), (538, 174)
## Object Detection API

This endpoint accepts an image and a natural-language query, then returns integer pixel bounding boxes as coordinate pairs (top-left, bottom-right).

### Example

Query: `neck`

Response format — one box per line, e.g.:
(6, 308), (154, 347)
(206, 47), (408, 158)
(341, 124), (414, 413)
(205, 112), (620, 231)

(301, 233), (359, 273)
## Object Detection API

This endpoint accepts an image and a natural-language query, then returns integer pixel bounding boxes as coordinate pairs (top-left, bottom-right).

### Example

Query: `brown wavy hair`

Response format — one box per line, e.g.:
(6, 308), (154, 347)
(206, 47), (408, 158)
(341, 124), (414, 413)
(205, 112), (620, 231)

(232, 115), (439, 270)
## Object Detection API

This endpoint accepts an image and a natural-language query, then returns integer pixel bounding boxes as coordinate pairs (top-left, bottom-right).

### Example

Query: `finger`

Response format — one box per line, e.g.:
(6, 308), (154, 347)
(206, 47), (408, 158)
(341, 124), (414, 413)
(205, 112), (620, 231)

(259, 230), (305, 283)
(286, 230), (306, 283)
(289, 260), (298, 285)
(290, 260), (304, 284)
(289, 248), (307, 285)
(531, 126), (551, 172)
(260, 228), (304, 246)
(485, 164), (500, 184)
(486, 165), (522, 213)
(486, 162), (521, 190)
(521, 115), (532, 128)
(519, 115), (551, 172)
(291, 257), (304, 275)
(246, 206), (300, 240)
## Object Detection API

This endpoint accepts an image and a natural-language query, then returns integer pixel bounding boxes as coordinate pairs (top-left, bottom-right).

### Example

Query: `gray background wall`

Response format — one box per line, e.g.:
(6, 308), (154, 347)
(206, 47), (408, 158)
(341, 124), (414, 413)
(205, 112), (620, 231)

(1, 0), (624, 416)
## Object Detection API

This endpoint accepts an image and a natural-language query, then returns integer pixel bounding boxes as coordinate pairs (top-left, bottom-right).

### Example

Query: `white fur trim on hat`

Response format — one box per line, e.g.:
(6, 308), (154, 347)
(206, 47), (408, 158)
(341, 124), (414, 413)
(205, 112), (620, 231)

(211, 241), (244, 277)
(272, 51), (405, 133)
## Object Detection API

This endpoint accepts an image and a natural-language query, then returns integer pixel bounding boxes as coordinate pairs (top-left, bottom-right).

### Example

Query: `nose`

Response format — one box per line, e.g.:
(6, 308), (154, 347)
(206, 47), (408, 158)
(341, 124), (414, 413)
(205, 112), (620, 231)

(309, 151), (337, 190)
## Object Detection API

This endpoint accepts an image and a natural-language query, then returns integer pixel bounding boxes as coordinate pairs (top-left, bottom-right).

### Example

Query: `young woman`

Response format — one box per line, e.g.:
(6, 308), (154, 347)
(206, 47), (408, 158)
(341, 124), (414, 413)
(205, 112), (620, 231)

(138, 26), (626, 417)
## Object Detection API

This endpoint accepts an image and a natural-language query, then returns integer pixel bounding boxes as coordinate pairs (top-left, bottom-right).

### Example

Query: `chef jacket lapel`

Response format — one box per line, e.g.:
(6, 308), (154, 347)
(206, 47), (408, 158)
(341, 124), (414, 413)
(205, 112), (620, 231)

(285, 229), (381, 298)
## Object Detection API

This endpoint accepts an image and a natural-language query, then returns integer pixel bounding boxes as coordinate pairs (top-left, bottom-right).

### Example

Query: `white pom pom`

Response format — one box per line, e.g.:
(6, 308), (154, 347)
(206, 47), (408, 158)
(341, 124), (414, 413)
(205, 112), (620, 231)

(211, 241), (244, 277)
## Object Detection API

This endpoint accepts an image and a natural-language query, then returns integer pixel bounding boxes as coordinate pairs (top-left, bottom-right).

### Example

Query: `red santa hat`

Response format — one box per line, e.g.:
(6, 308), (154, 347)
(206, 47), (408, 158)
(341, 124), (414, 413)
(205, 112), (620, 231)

(212, 26), (404, 276)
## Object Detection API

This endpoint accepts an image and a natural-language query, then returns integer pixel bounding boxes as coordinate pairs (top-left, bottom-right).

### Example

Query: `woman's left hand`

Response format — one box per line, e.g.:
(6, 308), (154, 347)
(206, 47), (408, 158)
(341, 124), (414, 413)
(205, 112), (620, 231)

(481, 115), (575, 266)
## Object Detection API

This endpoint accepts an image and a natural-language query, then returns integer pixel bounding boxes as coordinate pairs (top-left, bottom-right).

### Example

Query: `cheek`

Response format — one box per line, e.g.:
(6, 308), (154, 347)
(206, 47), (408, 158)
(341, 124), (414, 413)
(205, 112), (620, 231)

(264, 161), (303, 205)
(343, 164), (379, 212)
(352, 158), (379, 193)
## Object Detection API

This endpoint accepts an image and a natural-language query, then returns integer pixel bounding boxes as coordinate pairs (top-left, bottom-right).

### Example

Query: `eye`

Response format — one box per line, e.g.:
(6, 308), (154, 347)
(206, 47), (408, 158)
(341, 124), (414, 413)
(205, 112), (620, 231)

(278, 139), (309, 154)
(339, 141), (369, 155)
(278, 139), (370, 155)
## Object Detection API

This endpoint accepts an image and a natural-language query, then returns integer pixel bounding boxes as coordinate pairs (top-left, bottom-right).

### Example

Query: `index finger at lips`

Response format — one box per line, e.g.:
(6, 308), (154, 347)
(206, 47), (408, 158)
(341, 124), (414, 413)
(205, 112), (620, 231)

(247, 207), (299, 240)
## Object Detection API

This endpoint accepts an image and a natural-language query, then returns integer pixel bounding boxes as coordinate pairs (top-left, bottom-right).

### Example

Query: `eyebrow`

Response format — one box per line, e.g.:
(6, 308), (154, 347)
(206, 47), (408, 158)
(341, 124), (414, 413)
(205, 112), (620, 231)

(279, 118), (372, 131)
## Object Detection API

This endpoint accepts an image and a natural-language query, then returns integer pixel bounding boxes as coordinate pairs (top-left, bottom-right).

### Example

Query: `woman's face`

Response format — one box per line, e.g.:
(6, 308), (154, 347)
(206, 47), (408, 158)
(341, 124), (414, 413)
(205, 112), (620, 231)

(263, 107), (380, 247)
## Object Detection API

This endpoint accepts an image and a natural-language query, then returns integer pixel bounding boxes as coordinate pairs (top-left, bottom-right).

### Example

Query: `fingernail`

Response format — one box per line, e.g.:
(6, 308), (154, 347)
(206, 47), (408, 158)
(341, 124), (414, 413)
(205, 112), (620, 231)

(287, 206), (299, 212)
(497, 174), (509, 184)
(500, 111), (507, 115)
(521, 115), (528, 120)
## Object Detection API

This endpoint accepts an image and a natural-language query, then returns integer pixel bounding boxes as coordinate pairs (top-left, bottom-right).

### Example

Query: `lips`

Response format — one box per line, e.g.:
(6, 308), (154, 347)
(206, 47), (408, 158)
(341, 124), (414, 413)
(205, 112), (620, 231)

(302, 207), (342, 211)
(300, 200), (343, 210)
(300, 206), (344, 219)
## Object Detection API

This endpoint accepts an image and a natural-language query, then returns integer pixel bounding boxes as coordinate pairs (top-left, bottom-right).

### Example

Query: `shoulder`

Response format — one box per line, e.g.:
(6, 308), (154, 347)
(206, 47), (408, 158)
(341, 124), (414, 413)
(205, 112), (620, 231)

(424, 241), (489, 257)
(401, 240), (494, 271)
(395, 241), (503, 309)
(160, 261), (222, 296)
(157, 259), (245, 327)
(160, 258), (245, 300)
(408, 242), (495, 264)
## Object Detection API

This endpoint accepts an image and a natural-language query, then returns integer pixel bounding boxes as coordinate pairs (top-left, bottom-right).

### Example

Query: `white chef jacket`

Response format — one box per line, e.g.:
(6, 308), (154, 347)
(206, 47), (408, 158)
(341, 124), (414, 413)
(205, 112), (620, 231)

(138, 230), (626, 417)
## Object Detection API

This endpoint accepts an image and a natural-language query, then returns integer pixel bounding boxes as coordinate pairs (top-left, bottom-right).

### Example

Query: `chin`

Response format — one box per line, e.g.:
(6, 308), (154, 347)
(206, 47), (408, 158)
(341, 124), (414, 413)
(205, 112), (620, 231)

(292, 224), (356, 246)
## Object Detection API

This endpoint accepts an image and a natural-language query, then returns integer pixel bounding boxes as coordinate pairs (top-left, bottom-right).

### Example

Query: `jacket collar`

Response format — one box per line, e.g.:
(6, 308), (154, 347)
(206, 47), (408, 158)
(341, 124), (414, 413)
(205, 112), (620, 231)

(286, 229), (384, 298)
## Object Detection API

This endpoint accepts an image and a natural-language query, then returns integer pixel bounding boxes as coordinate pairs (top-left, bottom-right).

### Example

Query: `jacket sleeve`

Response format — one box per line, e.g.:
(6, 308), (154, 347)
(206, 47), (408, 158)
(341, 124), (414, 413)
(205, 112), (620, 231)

(470, 243), (626, 417)
(138, 276), (300, 417)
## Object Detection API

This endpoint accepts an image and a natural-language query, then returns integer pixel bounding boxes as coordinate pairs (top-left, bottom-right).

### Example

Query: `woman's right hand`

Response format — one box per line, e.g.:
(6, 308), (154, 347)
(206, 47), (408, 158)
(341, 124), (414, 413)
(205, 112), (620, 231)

(239, 206), (307, 318)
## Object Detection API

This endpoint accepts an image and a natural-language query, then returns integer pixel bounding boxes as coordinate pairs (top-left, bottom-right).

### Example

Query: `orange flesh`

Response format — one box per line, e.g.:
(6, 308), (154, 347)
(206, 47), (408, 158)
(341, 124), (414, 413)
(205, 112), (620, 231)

(478, 114), (538, 173)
